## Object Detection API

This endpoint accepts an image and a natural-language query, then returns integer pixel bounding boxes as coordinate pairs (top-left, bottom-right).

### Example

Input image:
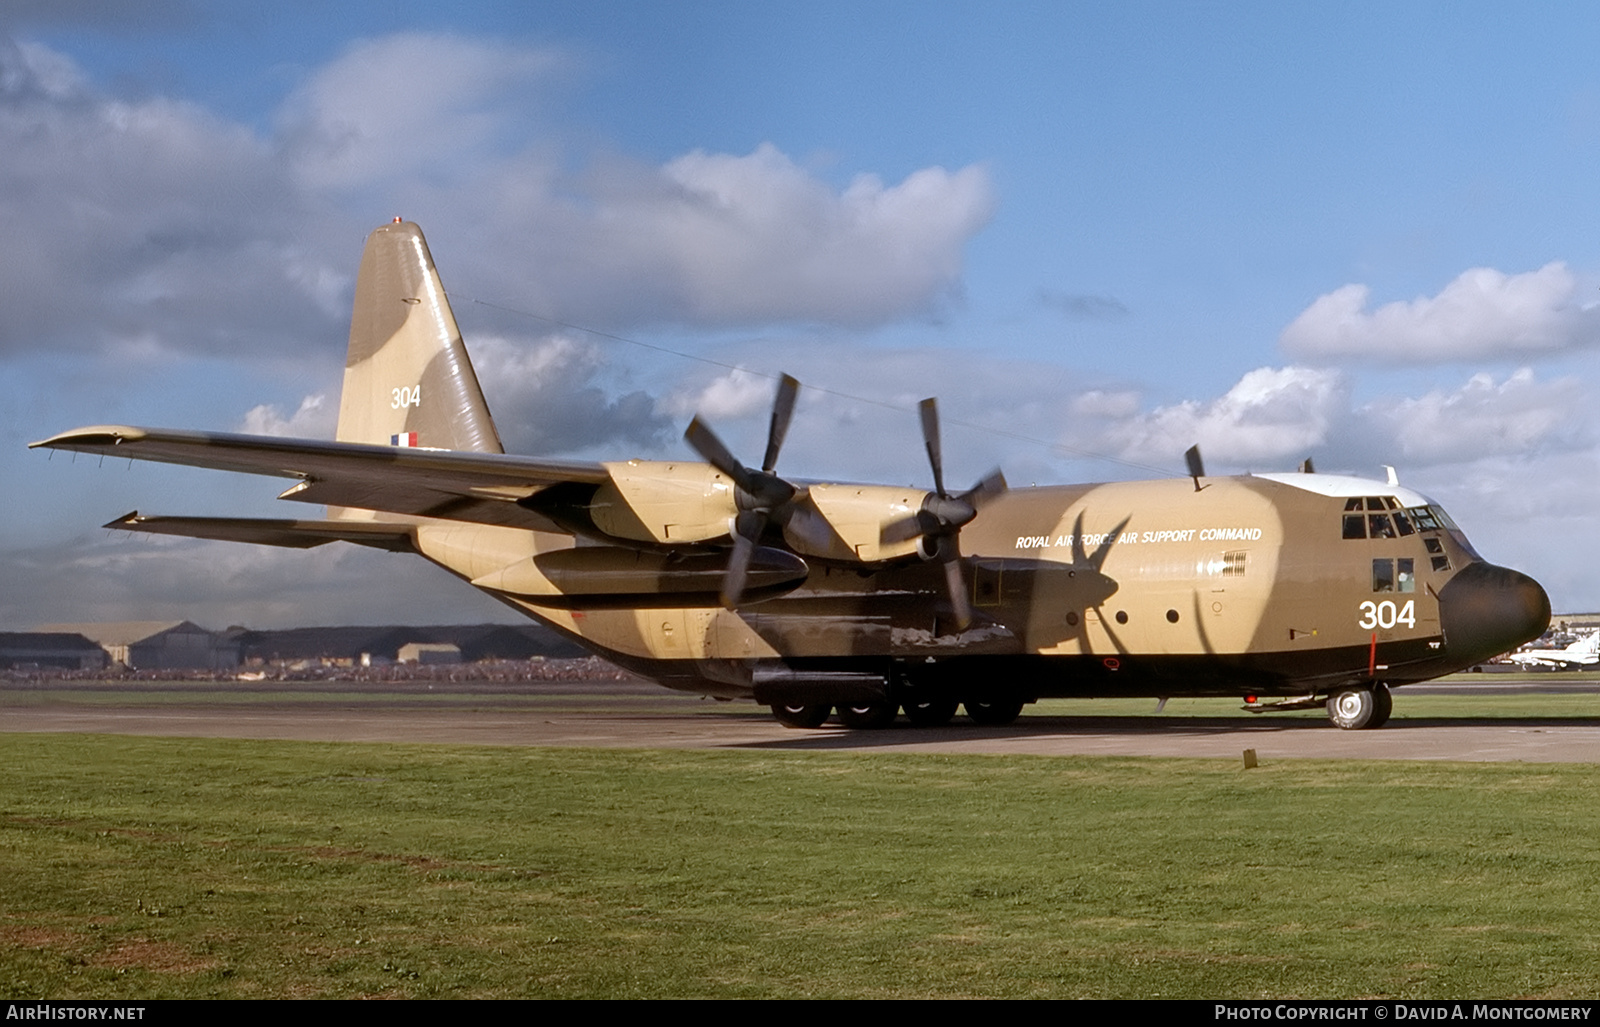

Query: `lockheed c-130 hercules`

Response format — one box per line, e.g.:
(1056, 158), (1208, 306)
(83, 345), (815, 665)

(33, 220), (1552, 730)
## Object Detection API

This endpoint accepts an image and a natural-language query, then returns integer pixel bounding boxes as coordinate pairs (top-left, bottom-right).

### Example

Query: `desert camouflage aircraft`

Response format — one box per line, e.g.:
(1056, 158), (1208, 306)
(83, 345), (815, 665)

(33, 220), (1552, 730)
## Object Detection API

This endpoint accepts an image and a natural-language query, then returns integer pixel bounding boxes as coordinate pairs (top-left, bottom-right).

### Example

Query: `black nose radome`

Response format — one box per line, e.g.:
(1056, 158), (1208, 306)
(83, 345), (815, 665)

(1438, 562), (1551, 667)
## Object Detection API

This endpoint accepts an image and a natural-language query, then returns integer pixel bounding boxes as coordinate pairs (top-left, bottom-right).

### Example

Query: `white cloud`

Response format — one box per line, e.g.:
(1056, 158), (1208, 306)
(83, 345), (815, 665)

(0, 36), (353, 360)
(278, 35), (995, 329)
(1363, 368), (1584, 464)
(279, 33), (570, 191)
(0, 33), (995, 366)
(661, 368), (779, 421)
(432, 142), (995, 330)
(467, 333), (670, 455)
(1280, 263), (1600, 362)
(631, 144), (995, 325)
(1092, 365), (1585, 477)
(1102, 366), (1348, 468)
(238, 393), (332, 438)
(1070, 389), (1141, 419)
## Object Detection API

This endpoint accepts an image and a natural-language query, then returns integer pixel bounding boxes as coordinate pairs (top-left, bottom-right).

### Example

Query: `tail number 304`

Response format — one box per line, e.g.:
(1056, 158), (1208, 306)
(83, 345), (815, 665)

(1359, 599), (1415, 630)
(391, 385), (422, 409)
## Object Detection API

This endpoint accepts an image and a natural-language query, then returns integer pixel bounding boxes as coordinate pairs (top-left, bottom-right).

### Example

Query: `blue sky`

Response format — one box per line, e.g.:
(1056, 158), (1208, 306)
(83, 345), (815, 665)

(5, 1), (1600, 627)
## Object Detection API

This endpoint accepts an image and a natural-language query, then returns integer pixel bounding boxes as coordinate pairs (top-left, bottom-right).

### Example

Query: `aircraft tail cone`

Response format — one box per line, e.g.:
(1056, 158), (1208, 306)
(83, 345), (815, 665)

(1438, 561), (1551, 668)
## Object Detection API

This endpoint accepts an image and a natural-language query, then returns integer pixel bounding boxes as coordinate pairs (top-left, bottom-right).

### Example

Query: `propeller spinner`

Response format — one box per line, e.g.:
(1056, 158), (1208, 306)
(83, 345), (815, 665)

(683, 374), (802, 609)
(882, 397), (1006, 631)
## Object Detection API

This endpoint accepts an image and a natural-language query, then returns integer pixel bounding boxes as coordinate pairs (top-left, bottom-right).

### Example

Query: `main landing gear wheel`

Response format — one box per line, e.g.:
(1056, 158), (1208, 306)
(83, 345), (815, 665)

(1326, 686), (1391, 730)
(837, 701), (899, 730)
(770, 703), (831, 729)
(964, 698), (1024, 726)
(903, 696), (960, 727)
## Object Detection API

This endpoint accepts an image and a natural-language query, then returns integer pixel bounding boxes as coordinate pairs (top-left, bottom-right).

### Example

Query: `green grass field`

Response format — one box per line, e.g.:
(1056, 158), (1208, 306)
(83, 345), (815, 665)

(3, 732), (1598, 999)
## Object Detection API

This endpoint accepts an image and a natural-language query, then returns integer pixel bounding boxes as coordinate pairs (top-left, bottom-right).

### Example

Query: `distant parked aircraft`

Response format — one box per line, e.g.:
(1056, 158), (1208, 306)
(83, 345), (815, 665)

(1507, 631), (1600, 670)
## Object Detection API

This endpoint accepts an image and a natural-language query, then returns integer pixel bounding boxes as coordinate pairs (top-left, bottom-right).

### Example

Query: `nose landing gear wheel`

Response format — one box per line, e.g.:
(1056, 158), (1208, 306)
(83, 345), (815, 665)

(1326, 684), (1392, 730)
(770, 703), (831, 729)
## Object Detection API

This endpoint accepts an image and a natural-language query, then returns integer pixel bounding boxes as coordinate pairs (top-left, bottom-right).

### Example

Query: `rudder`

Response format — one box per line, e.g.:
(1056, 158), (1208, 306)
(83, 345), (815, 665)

(336, 220), (504, 455)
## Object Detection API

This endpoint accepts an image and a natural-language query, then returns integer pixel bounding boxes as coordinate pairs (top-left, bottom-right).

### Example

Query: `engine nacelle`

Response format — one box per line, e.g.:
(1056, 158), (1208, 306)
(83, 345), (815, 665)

(784, 482), (930, 564)
(587, 460), (738, 544)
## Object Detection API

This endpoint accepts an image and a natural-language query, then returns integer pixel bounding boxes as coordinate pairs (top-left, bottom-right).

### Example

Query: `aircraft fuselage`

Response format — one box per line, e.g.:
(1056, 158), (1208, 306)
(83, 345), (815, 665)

(412, 469), (1548, 706)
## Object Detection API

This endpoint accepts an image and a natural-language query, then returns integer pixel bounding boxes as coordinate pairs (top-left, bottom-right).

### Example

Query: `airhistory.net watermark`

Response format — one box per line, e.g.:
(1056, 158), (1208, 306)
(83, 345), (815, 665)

(5, 1007), (146, 1021)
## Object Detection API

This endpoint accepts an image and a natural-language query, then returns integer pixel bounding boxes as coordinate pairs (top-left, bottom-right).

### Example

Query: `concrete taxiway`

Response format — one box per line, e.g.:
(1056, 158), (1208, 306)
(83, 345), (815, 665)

(2, 677), (1597, 763)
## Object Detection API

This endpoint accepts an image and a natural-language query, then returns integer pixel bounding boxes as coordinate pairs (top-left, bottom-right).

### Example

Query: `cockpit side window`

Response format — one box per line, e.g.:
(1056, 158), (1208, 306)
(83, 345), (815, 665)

(1372, 559), (1395, 592)
(1410, 506), (1441, 531)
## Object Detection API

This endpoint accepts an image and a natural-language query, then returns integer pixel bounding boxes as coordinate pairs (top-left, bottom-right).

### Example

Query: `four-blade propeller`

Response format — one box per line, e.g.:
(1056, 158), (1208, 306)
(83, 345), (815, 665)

(880, 397), (1006, 631)
(683, 374), (801, 609)
(685, 378), (1005, 627)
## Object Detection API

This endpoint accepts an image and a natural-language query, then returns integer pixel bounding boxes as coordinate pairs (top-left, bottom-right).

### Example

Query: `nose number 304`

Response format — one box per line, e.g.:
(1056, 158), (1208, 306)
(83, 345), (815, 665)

(1358, 599), (1415, 630)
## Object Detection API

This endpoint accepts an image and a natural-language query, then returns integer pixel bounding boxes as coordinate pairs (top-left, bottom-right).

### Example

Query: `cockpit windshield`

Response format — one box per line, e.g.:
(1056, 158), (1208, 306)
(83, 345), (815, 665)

(1339, 496), (1478, 564)
(1342, 497), (1449, 540)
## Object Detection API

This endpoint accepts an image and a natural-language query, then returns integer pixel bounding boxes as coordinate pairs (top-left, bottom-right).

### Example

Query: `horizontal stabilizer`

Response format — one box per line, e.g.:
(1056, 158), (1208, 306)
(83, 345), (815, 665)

(105, 512), (418, 552)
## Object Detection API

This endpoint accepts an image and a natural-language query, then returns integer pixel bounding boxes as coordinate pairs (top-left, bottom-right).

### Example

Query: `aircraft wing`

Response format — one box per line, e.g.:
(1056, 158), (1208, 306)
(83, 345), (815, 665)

(31, 425), (611, 531)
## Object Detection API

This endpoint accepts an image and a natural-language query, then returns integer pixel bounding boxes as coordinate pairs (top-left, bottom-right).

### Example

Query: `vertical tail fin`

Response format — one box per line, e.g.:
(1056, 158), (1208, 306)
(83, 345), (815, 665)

(336, 220), (503, 455)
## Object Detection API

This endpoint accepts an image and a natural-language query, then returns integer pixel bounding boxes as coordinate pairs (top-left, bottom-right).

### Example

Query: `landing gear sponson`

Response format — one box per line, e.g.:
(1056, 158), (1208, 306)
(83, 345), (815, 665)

(1245, 683), (1395, 730)
(789, 685), (1401, 731)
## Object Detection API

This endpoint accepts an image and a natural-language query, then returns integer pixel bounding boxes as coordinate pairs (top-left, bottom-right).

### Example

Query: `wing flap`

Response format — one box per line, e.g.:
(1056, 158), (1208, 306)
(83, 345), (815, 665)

(105, 511), (418, 552)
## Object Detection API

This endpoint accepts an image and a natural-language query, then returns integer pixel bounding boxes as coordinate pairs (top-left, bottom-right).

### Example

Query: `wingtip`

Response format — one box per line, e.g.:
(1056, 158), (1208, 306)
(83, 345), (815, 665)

(30, 425), (147, 449)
